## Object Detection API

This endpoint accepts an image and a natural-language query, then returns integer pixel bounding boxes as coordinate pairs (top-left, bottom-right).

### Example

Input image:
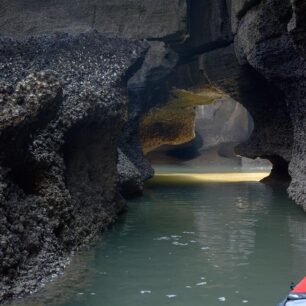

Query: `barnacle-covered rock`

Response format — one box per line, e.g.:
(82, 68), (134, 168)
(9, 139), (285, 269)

(0, 32), (147, 303)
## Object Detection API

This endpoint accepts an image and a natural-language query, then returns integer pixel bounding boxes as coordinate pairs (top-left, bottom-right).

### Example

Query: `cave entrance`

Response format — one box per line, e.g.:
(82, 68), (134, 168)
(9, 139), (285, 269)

(140, 94), (273, 182)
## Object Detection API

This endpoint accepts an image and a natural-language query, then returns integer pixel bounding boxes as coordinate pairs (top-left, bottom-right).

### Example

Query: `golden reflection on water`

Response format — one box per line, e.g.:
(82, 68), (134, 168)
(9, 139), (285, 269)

(152, 172), (270, 183)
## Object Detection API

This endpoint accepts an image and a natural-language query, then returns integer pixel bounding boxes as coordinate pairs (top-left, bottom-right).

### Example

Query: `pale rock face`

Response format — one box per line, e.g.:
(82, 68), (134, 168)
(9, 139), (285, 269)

(230, 0), (261, 34)
(146, 98), (258, 170)
(195, 98), (253, 151)
(0, 0), (187, 41)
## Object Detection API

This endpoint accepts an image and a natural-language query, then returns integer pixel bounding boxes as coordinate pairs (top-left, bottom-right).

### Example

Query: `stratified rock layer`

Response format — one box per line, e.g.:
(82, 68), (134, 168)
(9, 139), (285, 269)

(0, 0), (187, 41)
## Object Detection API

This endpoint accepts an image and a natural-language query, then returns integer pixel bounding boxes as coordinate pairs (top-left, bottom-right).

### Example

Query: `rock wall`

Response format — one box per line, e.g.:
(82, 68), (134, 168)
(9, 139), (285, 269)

(1, 0), (306, 303)
(146, 97), (255, 168)
(233, 0), (306, 203)
(0, 1), (193, 300)
(170, 0), (298, 186)
(0, 32), (146, 302)
(139, 0), (305, 207)
(139, 88), (224, 153)
(0, 0), (187, 41)
(195, 98), (253, 151)
(185, 0), (305, 202)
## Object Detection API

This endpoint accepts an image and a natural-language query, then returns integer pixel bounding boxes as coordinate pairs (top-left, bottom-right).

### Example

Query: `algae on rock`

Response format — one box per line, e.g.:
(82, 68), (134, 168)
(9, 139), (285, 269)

(139, 87), (225, 153)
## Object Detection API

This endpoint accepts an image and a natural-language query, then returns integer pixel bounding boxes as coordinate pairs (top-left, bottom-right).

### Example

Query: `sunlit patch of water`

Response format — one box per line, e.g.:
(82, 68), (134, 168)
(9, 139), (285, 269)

(154, 172), (270, 183)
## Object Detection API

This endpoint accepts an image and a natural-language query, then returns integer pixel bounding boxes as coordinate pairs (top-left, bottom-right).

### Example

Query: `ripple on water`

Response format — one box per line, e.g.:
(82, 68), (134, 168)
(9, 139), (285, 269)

(196, 282), (207, 286)
(15, 177), (306, 306)
(172, 241), (189, 246)
(166, 294), (177, 298)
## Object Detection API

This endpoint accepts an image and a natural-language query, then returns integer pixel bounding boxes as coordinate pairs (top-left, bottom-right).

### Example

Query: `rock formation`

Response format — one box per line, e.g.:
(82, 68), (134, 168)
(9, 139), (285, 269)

(146, 98), (255, 168)
(232, 0), (306, 201)
(0, 32), (146, 302)
(1, 0), (306, 303)
(139, 88), (224, 153)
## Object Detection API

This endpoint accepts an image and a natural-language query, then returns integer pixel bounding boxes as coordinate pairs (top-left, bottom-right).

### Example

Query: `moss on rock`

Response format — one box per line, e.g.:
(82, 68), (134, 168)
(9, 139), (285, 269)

(139, 87), (225, 153)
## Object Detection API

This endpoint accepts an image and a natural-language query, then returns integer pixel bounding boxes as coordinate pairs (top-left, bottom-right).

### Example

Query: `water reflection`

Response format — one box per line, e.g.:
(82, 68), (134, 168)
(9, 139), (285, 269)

(192, 183), (268, 269)
(155, 172), (269, 182)
(13, 174), (306, 306)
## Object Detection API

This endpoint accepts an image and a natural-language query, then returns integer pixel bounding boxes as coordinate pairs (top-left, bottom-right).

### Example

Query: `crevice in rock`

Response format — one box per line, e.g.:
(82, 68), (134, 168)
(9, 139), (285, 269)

(236, 0), (261, 19)
(7, 163), (40, 195)
(261, 155), (291, 184)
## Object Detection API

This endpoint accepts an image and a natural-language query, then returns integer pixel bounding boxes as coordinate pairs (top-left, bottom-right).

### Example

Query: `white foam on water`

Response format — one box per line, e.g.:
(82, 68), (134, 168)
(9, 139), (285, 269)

(196, 282), (207, 286)
(218, 297), (226, 302)
(183, 231), (195, 234)
(172, 241), (188, 246)
(201, 246), (210, 250)
(166, 294), (177, 298)
(186, 286), (192, 289)
(140, 290), (151, 294)
(154, 236), (171, 241)
(242, 300), (248, 303)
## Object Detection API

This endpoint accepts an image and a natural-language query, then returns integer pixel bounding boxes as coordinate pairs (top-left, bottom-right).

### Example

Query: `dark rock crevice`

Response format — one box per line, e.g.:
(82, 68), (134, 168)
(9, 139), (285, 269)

(261, 155), (291, 184)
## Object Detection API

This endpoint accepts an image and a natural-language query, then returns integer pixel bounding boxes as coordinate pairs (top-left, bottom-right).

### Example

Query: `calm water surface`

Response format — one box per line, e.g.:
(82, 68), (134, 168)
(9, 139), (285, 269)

(18, 172), (306, 306)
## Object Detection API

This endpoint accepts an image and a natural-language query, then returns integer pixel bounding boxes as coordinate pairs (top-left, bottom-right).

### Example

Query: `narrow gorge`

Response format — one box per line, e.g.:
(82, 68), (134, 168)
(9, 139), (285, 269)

(0, 1), (306, 305)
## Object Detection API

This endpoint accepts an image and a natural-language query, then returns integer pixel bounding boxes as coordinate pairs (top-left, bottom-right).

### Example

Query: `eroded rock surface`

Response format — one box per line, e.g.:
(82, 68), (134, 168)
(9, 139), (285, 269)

(234, 0), (306, 204)
(0, 32), (146, 302)
(0, 0), (187, 41)
(1, 0), (306, 303)
(139, 88), (224, 153)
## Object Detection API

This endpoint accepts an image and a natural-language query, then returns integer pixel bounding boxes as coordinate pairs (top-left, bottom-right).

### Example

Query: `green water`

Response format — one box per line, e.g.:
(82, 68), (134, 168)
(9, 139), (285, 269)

(20, 175), (306, 306)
